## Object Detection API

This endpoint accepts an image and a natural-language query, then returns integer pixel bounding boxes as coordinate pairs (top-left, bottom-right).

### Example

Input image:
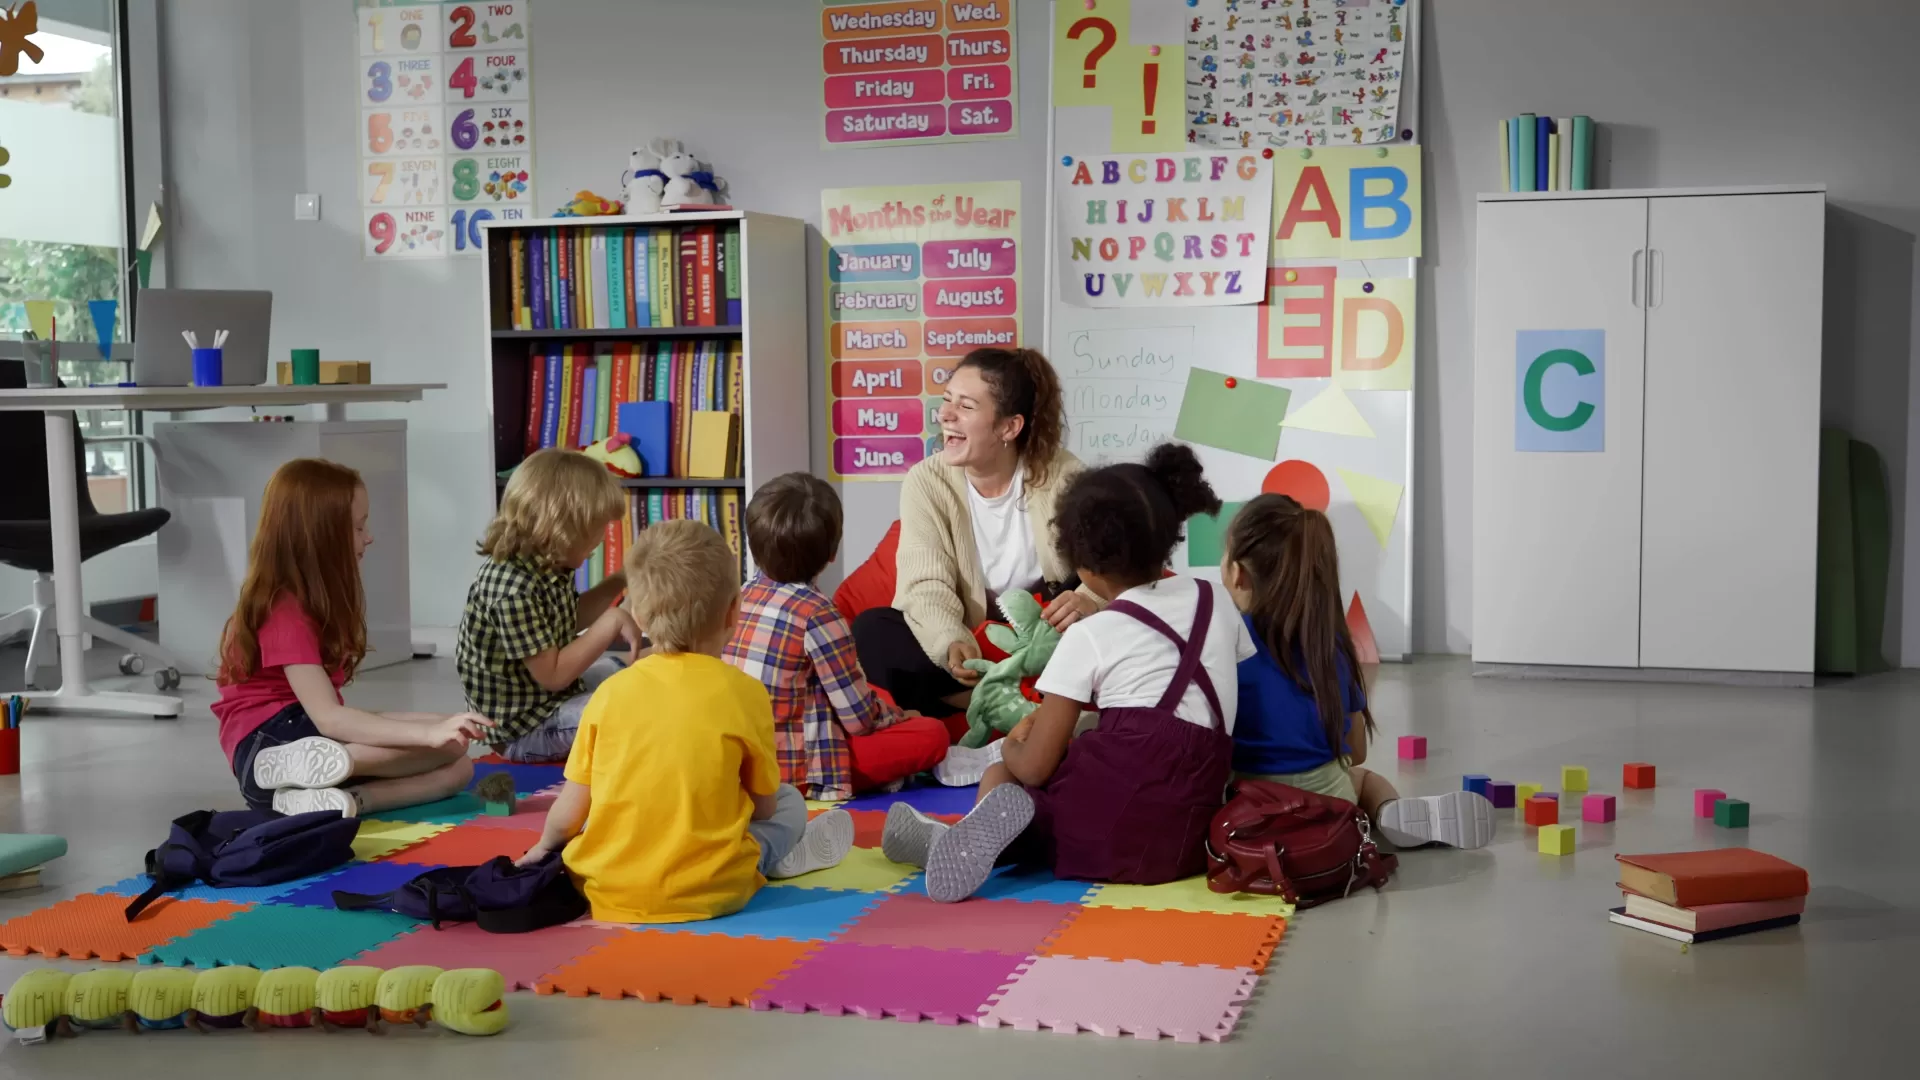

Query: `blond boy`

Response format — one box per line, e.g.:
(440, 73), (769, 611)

(457, 449), (638, 762)
(517, 520), (854, 923)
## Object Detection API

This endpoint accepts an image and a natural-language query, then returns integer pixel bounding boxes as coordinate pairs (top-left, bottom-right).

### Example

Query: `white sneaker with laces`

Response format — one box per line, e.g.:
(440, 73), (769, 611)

(252, 736), (352, 791)
(770, 808), (855, 879)
(271, 786), (359, 818)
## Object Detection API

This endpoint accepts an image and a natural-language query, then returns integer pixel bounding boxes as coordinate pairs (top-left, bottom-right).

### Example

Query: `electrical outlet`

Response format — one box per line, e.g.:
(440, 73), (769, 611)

(294, 193), (321, 221)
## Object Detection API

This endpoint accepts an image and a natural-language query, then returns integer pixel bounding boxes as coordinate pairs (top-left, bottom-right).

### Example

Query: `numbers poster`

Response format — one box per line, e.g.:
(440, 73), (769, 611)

(821, 182), (1022, 481)
(356, 1), (535, 259)
(820, 1), (1018, 148)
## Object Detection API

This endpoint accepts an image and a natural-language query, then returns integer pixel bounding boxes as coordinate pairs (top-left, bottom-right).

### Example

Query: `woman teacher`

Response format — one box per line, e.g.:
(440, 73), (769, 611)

(852, 347), (1099, 717)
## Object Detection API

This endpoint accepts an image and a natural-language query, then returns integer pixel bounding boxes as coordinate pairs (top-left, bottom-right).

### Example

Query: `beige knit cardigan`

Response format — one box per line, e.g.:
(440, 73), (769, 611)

(892, 447), (1100, 665)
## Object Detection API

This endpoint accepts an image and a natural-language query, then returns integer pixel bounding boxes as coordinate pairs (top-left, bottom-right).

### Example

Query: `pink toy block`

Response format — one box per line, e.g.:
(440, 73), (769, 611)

(1581, 793), (1615, 823)
(1623, 762), (1656, 789)
(1397, 735), (1427, 760)
(1693, 788), (1726, 818)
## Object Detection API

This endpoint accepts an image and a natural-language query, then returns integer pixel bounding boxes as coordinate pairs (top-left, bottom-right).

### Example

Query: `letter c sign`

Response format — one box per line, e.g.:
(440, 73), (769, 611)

(1515, 329), (1605, 452)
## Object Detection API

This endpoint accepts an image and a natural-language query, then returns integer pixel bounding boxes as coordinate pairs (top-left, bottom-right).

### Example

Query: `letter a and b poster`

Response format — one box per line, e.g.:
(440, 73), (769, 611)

(823, 183), (1023, 481)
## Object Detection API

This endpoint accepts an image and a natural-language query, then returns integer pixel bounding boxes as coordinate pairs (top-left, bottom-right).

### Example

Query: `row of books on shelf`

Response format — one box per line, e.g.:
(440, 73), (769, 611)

(524, 339), (743, 479)
(1500, 114), (1598, 193)
(505, 222), (742, 331)
(576, 488), (745, 592)
(1608, 847), (1808, 944)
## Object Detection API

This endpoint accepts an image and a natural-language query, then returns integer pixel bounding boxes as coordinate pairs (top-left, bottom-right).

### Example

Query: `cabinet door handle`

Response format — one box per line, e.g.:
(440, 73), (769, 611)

(1649, 249), (1664, 308)
(1631, 249), (1643, 308)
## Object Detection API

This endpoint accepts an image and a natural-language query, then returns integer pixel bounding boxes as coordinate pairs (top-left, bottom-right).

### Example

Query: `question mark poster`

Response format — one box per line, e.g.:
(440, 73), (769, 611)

(356, 1), (537, 260)
(1052, 0), (1184, 153)
(821, 1), (1019, 149)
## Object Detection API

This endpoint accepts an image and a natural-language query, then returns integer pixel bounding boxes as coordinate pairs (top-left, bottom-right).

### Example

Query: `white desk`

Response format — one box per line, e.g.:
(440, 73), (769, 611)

(0, 383), (445, 718)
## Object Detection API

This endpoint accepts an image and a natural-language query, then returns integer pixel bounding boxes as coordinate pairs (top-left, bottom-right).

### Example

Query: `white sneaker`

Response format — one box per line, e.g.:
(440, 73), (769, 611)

(933, 741), (1004, 787)
(880, 802), (949, 867)
(271, 786), (359, 818)
(925, 785), (1033, 903)
(252, 736), (352, 791)
(769, 808), (855, 879)
(1376, 791), (1496, 850)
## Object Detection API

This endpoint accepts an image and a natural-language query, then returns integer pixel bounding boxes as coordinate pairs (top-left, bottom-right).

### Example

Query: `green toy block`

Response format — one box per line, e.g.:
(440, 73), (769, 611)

(1538, 824), (1576, 855)
(1560, 765), (1588, 793)
(483, 800), (515, 817)
(1713, 797), (1749, 829)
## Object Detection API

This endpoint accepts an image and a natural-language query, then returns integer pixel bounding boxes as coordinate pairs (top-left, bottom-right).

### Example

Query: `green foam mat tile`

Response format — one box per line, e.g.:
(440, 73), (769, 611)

(143, 904), (419, 969)
(360, 793), (487, 825)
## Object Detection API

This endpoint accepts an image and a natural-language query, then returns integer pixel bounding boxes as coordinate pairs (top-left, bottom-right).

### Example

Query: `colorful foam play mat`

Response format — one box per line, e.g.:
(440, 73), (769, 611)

(0, 759), (1289, 1042)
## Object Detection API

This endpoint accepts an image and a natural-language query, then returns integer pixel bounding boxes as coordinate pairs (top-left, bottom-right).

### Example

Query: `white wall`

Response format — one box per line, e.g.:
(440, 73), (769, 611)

(156, 0), (1920, 662)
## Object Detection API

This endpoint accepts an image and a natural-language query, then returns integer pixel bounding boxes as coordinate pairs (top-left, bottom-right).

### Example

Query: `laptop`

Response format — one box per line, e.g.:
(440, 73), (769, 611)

(133, 289), (273, 387)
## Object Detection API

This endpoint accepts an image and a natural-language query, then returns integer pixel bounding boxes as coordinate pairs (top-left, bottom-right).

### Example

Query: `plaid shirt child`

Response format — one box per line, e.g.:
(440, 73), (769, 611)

(456, 556), (582, 746)
(723, 574), (903, 801)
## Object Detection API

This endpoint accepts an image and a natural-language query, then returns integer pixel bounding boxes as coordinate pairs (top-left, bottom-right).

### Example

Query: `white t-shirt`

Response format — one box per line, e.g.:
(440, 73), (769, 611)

(966, 469), (1044, 598)
(1036, 576), (1256, 732)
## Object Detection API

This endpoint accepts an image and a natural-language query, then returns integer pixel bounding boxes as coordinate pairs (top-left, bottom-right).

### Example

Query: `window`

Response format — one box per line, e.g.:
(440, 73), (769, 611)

(0, 0), (136, 512)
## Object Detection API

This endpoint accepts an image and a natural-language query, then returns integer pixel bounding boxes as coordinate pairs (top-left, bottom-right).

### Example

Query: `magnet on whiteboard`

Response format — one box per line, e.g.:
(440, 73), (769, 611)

(1262, 148), (1274, 158)
(1225, 377), (1237, 389)
(1362, 281), (1374, 293)
(1061, 156), (1073, 167)
(1149, 45), (1161, 57)
(1284, 270), (1298, 283)
(1375, 147), (1389, 158)
(1084, 0), (1095, 8)
(1299, 149), (1313, 159)
(1401, 129), (1415, 141)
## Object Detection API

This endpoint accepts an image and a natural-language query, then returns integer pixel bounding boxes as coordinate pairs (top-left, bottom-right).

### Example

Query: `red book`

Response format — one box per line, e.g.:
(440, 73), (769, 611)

(695, 225), (717, 327)
(623, 232), (639, 328)
(678, 228), (700, 326)
(523, 350), (545, 455)
(604, 515), (623, 582)
(566, 349), (588, 449)
(610, 343), (631, 416)
(557, 232), (573, 329)
(1615, 848), (1809, 907)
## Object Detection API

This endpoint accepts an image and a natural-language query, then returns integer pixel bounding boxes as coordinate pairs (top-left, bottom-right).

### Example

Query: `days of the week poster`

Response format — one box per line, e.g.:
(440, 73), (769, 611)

(821, 0), (1018, 148)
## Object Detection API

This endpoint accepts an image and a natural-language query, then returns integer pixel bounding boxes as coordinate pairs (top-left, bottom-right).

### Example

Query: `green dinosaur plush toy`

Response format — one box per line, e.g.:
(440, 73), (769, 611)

(959, 591), (1061, 749)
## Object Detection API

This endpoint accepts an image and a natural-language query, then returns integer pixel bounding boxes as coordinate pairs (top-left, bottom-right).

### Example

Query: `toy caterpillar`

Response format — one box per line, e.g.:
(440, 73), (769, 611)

(1, 965), (508, 1041)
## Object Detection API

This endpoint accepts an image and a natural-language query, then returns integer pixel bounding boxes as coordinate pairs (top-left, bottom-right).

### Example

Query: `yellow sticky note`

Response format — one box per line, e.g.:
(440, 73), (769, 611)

(1281, 383), (1374, 439)
(1270, 146), (1423, 262)
(1052, 0), (1184, 152)
(1337, 468), (1404, 548)
(1333, 278), (1415, 391)
(24, 300), (54, 340)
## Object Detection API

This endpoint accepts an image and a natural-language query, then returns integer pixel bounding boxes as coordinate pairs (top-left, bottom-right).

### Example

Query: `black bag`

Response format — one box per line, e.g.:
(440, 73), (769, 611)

(126, 809), (357, 921)
(332, 852), (585, 934)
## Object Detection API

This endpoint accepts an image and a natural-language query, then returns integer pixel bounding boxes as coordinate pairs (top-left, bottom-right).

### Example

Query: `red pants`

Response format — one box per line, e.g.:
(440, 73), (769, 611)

(848, 715), (953, 792)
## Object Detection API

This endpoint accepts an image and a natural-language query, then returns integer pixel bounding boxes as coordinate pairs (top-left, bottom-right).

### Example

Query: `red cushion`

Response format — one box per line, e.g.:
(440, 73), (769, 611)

(833, 520), (901, 623)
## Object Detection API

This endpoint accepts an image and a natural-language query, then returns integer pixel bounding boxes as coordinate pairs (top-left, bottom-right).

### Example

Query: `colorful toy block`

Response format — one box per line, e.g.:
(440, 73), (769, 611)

(1397, 735), (1427, 760)
(1560, 766), (1588, 793)
(1514, 783), (1542, 806)
(1623, 762), (1656, 789)
(1463, 775), (1491, 797)
(1487, 781), (1516, 809)
(1581, 793), (1615, 823)
(1694, 789), (1726, 818)
(1537, 824), (1576, 855)
(1713, 798), (1749, 829)
(1524, 796), (1558, 827)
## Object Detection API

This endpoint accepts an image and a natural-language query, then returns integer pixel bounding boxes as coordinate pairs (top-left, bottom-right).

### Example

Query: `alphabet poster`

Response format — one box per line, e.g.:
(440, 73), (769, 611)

(1184, 0), (1414, 150)
(821, 0), (1018, 148)
(822, 182), (1023, 481)
(1055, 152), (1274, 308)
(355, 1), (536, 259)
(1271, 144), (1421, 259)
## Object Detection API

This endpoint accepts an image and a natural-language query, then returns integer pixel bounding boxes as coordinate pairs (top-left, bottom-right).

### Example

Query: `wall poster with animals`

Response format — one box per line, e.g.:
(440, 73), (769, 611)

(355, 1), (536, 259)
(1184, 0), (1414, 150)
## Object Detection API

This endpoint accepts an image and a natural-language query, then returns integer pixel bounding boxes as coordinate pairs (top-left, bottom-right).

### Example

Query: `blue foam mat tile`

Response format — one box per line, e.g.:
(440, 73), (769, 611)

(93, 873), (314, 905)
(361, 793), (487, 825)
(653, 886), (885, 942)
(144, 906), (420, 970)
(973, 866), (1102, 904)
(844, 782), (979, 815)
(273, 860), (448, 908)
(470, 761), (567, 795)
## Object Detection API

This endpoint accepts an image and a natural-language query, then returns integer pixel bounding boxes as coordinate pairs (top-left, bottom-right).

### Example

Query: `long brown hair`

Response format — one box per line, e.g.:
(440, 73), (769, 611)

(956, 347), (1065, 488)
(1225, 494), (1374, 756)
(217, 459), (368, 685)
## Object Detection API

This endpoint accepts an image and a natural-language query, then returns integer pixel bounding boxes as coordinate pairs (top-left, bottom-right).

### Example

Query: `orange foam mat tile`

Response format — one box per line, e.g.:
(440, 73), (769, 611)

(535, 931), (819, 1007)
(0, 894), (250, 962)
(1039, 906), (1286, 972)
(374, 823), (543, 866)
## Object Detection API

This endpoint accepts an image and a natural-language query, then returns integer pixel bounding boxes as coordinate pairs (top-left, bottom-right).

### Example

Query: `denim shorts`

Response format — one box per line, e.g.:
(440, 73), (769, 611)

(231, 703), (323, 810)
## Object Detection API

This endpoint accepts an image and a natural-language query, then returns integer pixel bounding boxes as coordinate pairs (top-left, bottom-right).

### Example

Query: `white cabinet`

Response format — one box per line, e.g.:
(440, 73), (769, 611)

(1472, 186), (1825, 675)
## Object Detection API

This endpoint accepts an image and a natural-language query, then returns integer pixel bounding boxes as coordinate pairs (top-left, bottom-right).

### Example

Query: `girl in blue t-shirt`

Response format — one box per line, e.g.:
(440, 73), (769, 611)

(1222, 495), (1492, 849)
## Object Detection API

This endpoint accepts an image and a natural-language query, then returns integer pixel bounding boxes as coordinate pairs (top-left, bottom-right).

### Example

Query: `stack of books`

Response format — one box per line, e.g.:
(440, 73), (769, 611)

(1610, 848), (1808, 944)
(1499, 114), (1597, 193)
(505, 221), (743, 331)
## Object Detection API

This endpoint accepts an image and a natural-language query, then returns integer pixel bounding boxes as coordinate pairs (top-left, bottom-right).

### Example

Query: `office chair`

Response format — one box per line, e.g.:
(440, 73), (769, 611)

(0, 362), (186, 689)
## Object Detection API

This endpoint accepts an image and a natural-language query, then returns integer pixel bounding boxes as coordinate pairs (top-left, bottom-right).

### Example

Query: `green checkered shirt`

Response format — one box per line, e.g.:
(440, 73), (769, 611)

(456, 556), (582, 745)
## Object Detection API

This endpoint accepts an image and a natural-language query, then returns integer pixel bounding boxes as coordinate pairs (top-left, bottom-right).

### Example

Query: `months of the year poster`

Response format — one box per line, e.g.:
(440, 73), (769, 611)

(357, 1), (536, 259)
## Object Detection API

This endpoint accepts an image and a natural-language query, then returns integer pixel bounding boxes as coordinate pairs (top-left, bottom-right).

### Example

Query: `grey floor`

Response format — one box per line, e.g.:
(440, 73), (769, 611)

(0, 643), (1912, 1078)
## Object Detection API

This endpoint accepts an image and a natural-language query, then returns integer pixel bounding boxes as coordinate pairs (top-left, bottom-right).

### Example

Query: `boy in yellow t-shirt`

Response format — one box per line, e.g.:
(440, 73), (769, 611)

(516, 520), (855, 923)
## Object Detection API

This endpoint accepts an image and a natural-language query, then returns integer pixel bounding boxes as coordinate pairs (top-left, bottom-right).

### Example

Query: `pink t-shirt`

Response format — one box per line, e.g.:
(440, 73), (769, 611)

(211, 595), (346, 764)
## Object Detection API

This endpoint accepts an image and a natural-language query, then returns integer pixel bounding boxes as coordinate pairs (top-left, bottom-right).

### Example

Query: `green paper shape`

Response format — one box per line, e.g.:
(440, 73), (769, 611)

(1185, 501), (1246, 569)
(134, 248), (153, 289)
(1173, 369), (1290, 461)
(1712, 798), (1749, 829)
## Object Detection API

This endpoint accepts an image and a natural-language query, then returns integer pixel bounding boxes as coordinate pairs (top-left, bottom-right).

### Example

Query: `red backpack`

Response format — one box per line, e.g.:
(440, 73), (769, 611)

(1204, 779), (1397, 908)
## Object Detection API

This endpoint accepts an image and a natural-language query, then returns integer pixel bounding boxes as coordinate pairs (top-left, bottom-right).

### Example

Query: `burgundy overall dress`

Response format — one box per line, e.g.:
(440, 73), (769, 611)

(1028, 581), (1234, 885)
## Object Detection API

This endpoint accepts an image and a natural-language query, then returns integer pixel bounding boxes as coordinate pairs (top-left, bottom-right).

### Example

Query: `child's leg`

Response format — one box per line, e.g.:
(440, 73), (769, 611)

(498, 655), (625, 764)
(975, 760), (1015, 800)
(348, 754), (474, 816)
(848, 715), (952, 792)
(271, 743), (472, 817)
(747, 785), (855, 879)
(747, 784), (809, 871)
(1348, 765), (1398, 821)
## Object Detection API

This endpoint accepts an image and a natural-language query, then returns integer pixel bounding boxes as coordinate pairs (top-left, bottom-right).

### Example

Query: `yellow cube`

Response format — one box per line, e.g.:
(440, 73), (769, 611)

(1561, 766), (1589, 793)
(1515, 782), (1542, 806)
(1538, 824), (1576, 855)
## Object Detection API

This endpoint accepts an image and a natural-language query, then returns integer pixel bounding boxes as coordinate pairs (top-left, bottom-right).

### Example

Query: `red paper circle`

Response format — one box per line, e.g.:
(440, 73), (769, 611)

(1263, 460), (1331, 511)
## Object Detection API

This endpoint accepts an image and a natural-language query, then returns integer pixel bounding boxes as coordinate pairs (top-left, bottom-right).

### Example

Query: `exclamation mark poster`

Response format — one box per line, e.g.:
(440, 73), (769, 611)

(1051, 0), (1184, 152)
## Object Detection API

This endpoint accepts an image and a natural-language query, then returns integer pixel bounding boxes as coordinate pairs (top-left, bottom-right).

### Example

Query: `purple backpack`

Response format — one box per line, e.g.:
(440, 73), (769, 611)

(125, 808), (357, 921)
(331, 852), (585, 934)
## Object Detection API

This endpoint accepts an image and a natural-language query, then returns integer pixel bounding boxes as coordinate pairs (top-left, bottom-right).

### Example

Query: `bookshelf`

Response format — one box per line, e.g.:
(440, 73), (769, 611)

(479, 210), (808, 582)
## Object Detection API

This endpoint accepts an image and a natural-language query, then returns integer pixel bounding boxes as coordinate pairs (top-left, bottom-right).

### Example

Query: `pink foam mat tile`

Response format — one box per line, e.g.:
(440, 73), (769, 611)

(975, 956), (1258, 1042)
(350, 920), (636, 991)
(837, 893), (1081, 955)
(751, 942), (1031, 1024)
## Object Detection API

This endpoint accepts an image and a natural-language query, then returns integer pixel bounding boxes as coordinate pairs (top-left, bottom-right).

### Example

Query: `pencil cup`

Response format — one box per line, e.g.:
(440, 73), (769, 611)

(0, 727), (20, 775)
(191, 347), (224, 387)
(291, 348), (320, 386)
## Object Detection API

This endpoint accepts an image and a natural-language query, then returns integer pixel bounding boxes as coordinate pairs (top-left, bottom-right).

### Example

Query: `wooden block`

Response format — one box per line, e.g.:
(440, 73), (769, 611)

(0, 868), (42, 892)
(1538, 824), (1575, 855)
(1397, 735), (1427, 760)
(1713, 798), (1749, 829)
(1581, 793), (1615, 823)
(1560, 765), (1588, 793)
(1463, 774), (1491, 797)
(1487, 781), (1515, 809)
(1514, 782), (1542, 806)
(1524, 795), (1559, 827)
(275, 361), (372, 385)
(1623, 762), (1656, 789)
(1693, 788), (1726, 818)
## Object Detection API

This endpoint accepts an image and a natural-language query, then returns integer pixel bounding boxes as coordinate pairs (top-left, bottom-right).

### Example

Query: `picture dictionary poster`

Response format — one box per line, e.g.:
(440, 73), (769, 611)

(356, 1), (535, 259)
(821, 0), (1018, 148)
(822, 182), (1022, 480)
(1184, 0), (1412, 149)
